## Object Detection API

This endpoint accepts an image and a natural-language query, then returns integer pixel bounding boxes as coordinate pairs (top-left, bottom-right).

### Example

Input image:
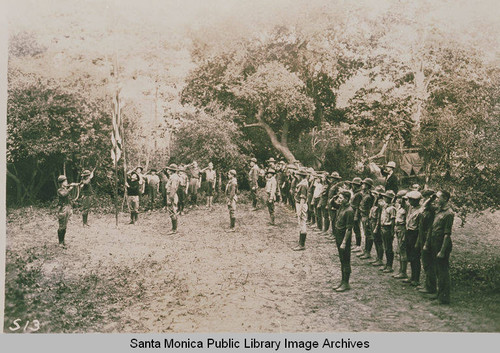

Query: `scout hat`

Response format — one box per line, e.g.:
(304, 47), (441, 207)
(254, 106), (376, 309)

(362, 177), (374, 187)
(287, 164), (297, 170)
(329, 171), (342, 179)
(382, 190), (396, 200)
(135, 166), (144, 172)
(150, 168), (157, 173)
(250, 157), (257, 163)
(372, 185), (385, 195)
(385, 161), (396, 169)
(57, 175), (67, 183)
(266, 168), (276, 175)
(351, 177), (362, 186)
(267, 157), (276, 163)
(229, 169), (237, 176)
(295, 168), (308, 177)
(166, 163), (178, 171)
(410, 183), (421, 191)
(396, 190), (408, 198)
(406, 190), (422, 200)
(81, 169), (91, 177)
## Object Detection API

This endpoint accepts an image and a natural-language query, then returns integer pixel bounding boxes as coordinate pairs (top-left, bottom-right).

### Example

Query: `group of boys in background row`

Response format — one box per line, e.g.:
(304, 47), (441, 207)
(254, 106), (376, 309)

(55, 157), (454, 304)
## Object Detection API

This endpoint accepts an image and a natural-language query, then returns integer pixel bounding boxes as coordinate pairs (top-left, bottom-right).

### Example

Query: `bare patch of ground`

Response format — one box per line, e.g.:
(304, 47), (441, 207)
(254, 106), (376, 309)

(4, 203), (499, 332)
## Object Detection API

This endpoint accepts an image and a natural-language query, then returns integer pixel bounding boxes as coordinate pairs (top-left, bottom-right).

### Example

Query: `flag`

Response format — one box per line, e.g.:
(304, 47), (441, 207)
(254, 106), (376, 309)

(111, 91), (122, 166)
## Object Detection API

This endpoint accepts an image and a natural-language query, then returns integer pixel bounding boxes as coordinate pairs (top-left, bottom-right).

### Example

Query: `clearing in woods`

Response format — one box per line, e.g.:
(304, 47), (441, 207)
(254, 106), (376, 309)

(4, 202), (500, 332)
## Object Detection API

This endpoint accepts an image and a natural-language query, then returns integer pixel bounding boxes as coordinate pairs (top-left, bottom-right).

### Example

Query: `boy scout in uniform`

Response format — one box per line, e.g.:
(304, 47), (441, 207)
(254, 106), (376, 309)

(393, 190), (409, 279)
(248, 158), (259, 210)
(165, 164), (180, 234)
(349, 177), (363, 252)
(424, 190), (454, 304)
(79, 169), (94, 227)
(417, 190), (437, 294)
(333, 190), (355, 292)
(313, 173), (325, 231)
(379, 190), (396, 273)
(404, 190), (423, 286)
(306, 169), (316, 226)
(186, 161), (201, 208)
(265, 168), (277, 225)
(177, 166), (188, 215)
(56, 175), (80, 247)
(319, 172), (331, 235)
(225, 169), (238, 232)
(146, 168), (160, 211)
(358, 178), (374, 258)
(126, 171), (141, 224)
(293, 169), (309, 251)
(366, 185), (385, 265)
(202, 162), (217, 209)
(327, 172), (342, 235)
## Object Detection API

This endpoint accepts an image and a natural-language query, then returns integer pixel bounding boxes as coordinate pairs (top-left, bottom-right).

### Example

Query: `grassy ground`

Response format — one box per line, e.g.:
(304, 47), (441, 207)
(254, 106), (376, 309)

(3, 200), (500, 333)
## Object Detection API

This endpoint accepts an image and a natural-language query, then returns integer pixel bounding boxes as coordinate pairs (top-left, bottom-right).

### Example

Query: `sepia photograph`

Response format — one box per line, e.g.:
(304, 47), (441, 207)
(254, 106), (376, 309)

(2, 0), (499, 335)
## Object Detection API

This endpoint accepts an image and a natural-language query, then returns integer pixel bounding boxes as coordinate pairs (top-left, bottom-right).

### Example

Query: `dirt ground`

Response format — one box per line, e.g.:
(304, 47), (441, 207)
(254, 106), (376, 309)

(4, 201), (500, 333)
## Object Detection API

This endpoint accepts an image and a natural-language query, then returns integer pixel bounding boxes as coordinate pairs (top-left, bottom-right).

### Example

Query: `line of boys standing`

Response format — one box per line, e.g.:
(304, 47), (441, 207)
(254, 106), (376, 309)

(255, 159), (454, 303)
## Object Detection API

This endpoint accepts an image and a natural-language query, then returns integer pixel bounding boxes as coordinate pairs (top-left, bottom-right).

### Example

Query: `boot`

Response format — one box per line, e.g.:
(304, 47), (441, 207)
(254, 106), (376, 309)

(58, 228), (66, 247)
(83, 213), (89, 226)
(383, 266), (394, 273)
(168, 219), (178, 235)
(227, 217), (236, 232)
(292, 233), (306, 251)
(134, 212), (138, 224)
(371, 259), (384, 267)
(336, 272), (350, 292)
(393, 261), (408, 278)
(129, 212), (134, 224)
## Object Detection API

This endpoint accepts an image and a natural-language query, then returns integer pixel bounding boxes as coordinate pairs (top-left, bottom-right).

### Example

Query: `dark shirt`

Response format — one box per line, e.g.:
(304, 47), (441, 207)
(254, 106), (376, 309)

(419, 203), (435, 244)
(320, 182), (331, 207)
(127, 178), (140, 196)
(328, 183), (341, 208)
(385, 173), (399, 193)
(431, 206), (454, 238)
(360, 191), (374, 216)
(80, 182), (93, 197)
(335, 204), (354, 232)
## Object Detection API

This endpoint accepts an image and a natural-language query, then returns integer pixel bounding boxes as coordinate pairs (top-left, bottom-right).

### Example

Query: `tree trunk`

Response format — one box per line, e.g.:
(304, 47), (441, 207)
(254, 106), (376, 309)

(245, 105), (297, 163)
(6, 169), (24, 204)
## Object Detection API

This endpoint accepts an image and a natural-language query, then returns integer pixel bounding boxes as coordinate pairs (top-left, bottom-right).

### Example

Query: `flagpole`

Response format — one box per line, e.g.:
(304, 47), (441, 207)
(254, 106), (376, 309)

(113, 54), (119, 227)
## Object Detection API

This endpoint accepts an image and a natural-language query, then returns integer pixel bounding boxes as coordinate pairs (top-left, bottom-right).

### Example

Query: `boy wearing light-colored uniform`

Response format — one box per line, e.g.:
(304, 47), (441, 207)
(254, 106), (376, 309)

(225, 169), (238, 231)
(265, 168), (277, 225)
(165, 164), (180, 234)
(293, 169), (309, 251)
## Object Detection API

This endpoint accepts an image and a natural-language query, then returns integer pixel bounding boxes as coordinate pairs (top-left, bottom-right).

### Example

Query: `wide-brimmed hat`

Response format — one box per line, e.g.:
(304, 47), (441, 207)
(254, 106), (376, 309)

(362, 177), (374, 187)
(385, 161), (396, 169)
(250, 157), (257, 163)
(135, 166), (144, 172)
(410, 183), (421, 191)
(372, 185), (385, 195)
(328, 171), (341, 179)
(295, 168), (308, 176)
(81, 169), (91, 177)
(382, 190), (396, 199)
(406, 190), (422, 200)
(396, 190), (408, 198)
(166, 163), (178, 171)
(229, 169), (237, 176)
(351, 177), (362, 186)
(150, 168), (157, 173)
(267, 157), (276, 163)
(287, 164), (297, 170)
(266, 168), (276, 175)
(57, 175), (67, 183)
